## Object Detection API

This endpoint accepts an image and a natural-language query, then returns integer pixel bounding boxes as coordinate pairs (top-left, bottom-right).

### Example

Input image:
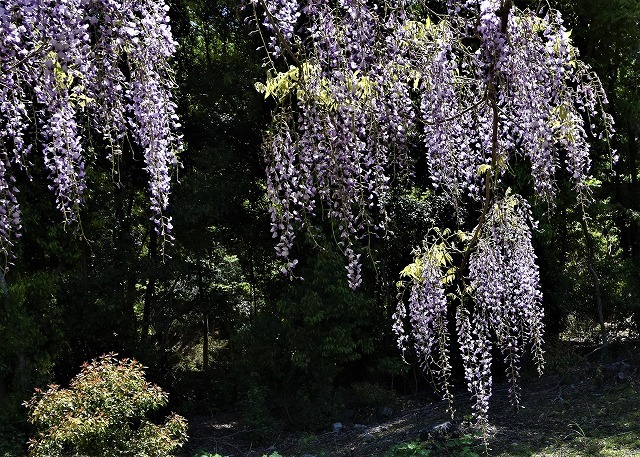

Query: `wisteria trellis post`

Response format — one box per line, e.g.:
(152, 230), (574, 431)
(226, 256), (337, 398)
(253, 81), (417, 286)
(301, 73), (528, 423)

(249, 0), (614, 425)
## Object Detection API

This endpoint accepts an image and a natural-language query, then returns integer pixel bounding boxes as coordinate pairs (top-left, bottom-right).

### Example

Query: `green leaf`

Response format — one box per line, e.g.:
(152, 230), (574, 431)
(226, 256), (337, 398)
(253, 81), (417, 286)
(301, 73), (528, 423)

(477, 164), (492, 176)
(255, 81), (267, 95)
(400, 259), (423, 280)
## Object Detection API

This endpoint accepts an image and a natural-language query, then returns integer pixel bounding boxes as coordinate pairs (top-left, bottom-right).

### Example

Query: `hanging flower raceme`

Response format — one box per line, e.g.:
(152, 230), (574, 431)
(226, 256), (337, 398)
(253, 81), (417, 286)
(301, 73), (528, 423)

(252, 0), (613, 425)
(394, 237), (454, 407)
(466, 195), (544, 420)
(0, 0), (181, 266)
(255, 0), (414, 288)
(415, 0), (614, 202)
(254, 0), (612, 287)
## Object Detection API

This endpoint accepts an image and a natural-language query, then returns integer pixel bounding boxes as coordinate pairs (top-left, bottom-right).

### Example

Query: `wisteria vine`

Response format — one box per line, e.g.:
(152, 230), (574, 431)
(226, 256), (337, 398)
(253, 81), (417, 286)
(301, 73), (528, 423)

(251, 0), (614, 424)
(0, 0), (181, 265)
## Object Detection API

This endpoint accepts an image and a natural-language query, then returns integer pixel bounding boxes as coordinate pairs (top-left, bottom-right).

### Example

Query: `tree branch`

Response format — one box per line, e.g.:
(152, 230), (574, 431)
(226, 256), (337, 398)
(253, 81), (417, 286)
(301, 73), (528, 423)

(256, 0), (302, 66)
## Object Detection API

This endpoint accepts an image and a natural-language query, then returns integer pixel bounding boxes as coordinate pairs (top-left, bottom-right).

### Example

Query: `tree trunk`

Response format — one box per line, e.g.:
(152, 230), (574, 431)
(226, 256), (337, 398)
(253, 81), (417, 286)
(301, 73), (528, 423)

(0, 273), (7, 404)
(249, 253), (256, 320)
(203, 313), (209, 371)
(559, 207), (568, 266)
(0, 377), (6, 404)
(588, 262), (607, 347)
(629, 122), (637, 186)
(628, 123), (639, 258)
(580, 216), (608, 349)
(141, 229), (157, 345)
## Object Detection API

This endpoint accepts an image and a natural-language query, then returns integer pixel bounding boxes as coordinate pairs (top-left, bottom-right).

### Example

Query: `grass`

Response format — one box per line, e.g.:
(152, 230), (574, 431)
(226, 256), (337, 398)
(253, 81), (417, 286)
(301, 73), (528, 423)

(385, 380), (640, 457)
(385, 342), (640, 457)
(488, 373), (640, 456)
(386, 435), (481, 457)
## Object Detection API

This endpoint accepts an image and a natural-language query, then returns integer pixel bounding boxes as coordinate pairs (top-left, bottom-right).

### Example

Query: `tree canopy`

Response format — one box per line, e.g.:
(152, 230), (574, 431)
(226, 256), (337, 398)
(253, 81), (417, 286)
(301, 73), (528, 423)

(249, 0), (614, 423)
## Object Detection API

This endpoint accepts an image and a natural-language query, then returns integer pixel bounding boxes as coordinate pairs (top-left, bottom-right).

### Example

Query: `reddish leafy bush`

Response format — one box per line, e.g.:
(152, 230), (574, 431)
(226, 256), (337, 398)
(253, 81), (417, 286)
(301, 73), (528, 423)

(24, 354), (187, 457)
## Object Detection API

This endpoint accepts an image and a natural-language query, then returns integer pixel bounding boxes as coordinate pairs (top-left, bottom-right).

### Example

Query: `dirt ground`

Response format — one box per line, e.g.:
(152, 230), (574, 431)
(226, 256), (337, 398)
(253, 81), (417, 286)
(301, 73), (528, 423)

(181, 341), (640, 457)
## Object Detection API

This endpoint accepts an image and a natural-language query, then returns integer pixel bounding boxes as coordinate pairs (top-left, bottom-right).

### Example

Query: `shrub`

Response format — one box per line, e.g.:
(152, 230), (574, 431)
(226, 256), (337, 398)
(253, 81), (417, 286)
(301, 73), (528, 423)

(24, 353), (188, 457)
(386, 436), (480, 457)
(240, 385), (275, 441)
(351, 382), (397, 409)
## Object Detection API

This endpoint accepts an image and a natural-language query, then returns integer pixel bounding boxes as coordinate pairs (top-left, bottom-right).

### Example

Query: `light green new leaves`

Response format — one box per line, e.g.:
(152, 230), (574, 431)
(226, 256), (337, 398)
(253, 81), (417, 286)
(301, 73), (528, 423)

(256, 61), (376, 109)
(399, 228), (460, 287)
(24, 354), (188, 457)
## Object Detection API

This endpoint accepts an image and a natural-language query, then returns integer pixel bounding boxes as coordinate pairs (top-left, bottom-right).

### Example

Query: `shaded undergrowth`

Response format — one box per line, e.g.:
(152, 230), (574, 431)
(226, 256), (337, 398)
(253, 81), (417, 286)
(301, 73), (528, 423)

(184, 341), (640, 457)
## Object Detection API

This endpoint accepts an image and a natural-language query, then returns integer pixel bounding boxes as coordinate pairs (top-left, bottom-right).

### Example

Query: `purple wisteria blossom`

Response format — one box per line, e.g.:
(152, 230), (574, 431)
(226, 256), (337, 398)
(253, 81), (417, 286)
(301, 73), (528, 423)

(467, 195), (544, 421)
(393, 241), (453, 408)
(249, 0), (300, 58)
(0, 0), (181, 266)
(253, 0), (613, 424)
(256, 0), (413, 288)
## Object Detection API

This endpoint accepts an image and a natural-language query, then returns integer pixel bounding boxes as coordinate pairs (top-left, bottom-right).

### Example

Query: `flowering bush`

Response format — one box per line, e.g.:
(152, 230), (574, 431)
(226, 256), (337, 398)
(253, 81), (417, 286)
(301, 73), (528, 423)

(24, 354), (188, 457)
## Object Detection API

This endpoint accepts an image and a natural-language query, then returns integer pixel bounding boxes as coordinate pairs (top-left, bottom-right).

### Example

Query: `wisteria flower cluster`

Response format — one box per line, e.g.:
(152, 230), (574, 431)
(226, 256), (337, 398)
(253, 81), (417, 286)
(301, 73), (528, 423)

(466, 195), (544, 422)
(253, 0), (613, 424)
(394, 236), (454, 408)
(0, 0), (181, 265)
(394, 196), (544, 425)
(253, 0), (416, 288)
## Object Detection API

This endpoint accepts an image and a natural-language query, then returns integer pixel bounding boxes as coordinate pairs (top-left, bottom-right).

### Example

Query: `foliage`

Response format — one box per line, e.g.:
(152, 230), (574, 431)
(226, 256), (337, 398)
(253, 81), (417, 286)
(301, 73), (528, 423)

(0, 272), (64, 457)
(222, 240), (386, 430)
(547, 0), (640, 339)
(0, 273), (59, 387)
(193, 453), (282, 457)
(240, 385), (276, 441)
(276, 246), (378, 373)
(386, 435), (480, 457)
(386, 442), (432, 457)
(273, 244), (381, 428)
(24, 354), (187, 457)
(350, 382), (397, 409)
(0, 398), (28, 457)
